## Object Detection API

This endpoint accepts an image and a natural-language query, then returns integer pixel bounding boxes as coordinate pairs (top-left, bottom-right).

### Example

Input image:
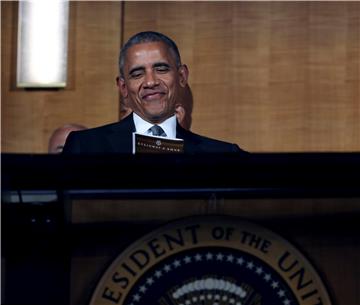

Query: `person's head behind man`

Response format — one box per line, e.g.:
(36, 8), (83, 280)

(48, 124), (87, 153)
(117, 31), (188, 125)
(175, 83), (193, 130)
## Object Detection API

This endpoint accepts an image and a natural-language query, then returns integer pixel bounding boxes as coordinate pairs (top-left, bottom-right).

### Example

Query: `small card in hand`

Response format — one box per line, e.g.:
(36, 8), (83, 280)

(132, 132), (184, 154)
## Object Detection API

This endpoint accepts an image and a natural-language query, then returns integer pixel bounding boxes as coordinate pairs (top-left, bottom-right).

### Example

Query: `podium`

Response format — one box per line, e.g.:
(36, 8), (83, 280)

(2, 153), (360, 305)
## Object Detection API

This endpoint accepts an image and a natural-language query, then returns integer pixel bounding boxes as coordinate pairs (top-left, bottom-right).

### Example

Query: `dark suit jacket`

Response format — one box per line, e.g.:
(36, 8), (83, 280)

(63, 113), (245, 154)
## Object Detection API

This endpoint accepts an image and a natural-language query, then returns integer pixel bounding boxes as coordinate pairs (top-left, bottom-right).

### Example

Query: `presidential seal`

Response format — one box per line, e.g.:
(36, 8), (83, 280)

(89, 216), (332, 305)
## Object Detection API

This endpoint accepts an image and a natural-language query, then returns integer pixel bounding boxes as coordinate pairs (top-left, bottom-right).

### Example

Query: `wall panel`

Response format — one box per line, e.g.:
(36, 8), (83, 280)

(123, 1), (360, 152)
(1, 2), (122, 153)
(2, 2), (359, 153)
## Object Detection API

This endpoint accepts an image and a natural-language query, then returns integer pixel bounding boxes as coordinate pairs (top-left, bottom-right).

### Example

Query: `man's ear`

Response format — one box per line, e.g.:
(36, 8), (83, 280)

(175, 105), (186, 124)
(117, 76), (128, 98)
(178, 65), (189, 88)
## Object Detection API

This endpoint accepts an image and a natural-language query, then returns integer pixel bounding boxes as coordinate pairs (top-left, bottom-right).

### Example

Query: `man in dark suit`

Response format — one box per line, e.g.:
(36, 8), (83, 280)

(63, 31), (246, 154)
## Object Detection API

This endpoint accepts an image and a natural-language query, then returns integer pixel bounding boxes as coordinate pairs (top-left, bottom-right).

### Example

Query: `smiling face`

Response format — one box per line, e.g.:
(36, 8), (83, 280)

(118, 41), (188, 124)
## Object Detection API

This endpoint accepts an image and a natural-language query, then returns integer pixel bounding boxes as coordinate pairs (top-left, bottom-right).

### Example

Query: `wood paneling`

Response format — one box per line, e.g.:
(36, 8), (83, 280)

(71, 198), (360, 223)
(1, 2), (359, 152)
(123, 1), (360, 152)
(1, 2), (122, 153)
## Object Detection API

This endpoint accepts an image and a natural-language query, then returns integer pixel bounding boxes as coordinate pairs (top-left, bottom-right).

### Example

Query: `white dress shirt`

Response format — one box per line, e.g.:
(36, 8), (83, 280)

(133, 113), (177, 139)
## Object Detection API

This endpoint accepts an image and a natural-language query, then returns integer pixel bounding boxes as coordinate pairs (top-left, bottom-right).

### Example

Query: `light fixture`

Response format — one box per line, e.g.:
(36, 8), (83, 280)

(16, 0), (69, 88)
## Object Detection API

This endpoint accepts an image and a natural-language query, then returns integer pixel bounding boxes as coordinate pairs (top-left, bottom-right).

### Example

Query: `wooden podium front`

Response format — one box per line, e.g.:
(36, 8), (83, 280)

(2, 153), (360, 305)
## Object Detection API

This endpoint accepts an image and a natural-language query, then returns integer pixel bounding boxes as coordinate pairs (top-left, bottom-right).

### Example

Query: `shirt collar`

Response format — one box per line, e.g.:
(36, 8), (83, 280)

(133, 113), (177, 139)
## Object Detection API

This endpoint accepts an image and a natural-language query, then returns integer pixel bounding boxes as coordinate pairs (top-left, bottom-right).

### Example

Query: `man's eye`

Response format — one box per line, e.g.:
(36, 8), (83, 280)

(156, 66), (169, 73)
(130, 72), (143, 78)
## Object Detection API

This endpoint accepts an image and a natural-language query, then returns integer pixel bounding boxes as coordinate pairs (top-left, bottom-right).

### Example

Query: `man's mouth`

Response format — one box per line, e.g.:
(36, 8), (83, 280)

(141, 91), (165, 101)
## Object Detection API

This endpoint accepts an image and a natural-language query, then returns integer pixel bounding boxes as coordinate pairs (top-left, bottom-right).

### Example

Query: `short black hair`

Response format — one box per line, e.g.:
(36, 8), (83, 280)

(119, 31), (182, 77)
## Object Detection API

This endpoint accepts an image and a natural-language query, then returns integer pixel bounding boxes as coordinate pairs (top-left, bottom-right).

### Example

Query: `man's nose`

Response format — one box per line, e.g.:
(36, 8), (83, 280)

(144, 71), (158, 88)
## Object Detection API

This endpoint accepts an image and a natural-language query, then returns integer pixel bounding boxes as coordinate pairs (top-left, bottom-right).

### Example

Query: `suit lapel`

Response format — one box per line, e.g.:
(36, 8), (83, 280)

(176, 123), (201, 154)
(106, 113), (136, 153)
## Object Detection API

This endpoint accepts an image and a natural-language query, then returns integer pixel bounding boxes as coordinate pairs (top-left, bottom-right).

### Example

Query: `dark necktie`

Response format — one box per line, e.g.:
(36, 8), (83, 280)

(149, 125), (167, 137)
